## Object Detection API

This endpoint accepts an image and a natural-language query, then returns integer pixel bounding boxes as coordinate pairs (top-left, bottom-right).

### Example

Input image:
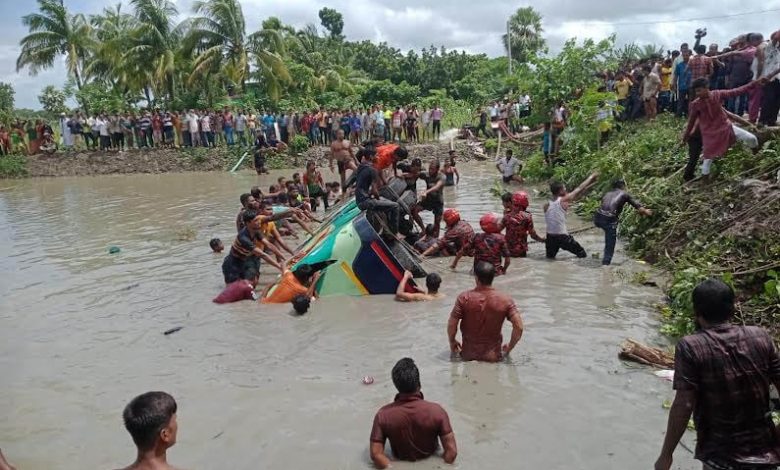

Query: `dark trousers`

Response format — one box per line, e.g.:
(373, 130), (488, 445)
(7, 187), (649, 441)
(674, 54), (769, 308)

(308, 186), (329, 210)
(683, 130), (703, 182)
(676, 90), (690, 117)
(183, 131), (191, 147)
(594, 213), (618, 265)
(83, 132), (94, 148)
(432, 120), (441, 138)
(475, 123), (489, 138)
(358, 197), (399, 234)
(545, 234), (586, 259)
(759, 80), (780, 126)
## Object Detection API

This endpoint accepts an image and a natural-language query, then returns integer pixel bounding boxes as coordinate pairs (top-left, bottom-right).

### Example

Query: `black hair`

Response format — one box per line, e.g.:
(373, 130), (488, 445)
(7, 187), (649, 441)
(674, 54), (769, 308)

(501, 192), (512, 204)
(544, 122), (551, 130)
(506, 149), (513, 156)
(671, 50), (680, 57)
(209, 238), (222, 250)
(122, 391), (177, 451)
(424, 223), (435, 237)
(391, 357), (420, 394)
(475, 261), (496, 286)
(549, 181), (565, 196)
(242, 210), (257, 224)
(240, 193), (251, 207)
(395, 147), (409, 160)
(244, 267), (260, 281)
(293, 264), (314, 284)
(411, 157), (422, 167)
(292, 172), (300, 180)
(692, 77), (709, 91)
(694, 44), (706, 55)
(693, 278), (734, 323)
(612, 179), (626, 189)
(425, 272), (442, 292)
(430, 159), (440, 169)
(357, 147), (376, 161)
(250, 186), (261, 199)
(292, 294), (310, 315)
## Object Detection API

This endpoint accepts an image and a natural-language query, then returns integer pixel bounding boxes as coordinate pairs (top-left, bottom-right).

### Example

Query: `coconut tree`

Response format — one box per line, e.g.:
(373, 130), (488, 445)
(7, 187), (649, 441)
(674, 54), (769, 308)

(85, 5), (137, 90)
(183, 0), (250, 90)
(503, 7), (546, 64)
(128, 0), (182, 103)
(16, 0), (93, 89)
(245, 17), (293, 102)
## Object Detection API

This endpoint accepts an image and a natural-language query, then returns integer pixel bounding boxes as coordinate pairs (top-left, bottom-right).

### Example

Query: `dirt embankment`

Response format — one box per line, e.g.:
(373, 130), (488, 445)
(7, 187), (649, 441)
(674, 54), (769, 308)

(22, 148), (233, 177)
(11, 139), (491, 179)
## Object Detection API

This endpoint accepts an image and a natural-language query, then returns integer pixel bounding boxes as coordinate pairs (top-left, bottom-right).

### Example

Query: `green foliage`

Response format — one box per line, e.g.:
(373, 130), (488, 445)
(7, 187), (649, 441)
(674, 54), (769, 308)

(72, 82), (128, 113)
(359, 80), (420, 107)
(288, 134), (309, 156)
(0, 83), (14, 112)
(504, 7), (546, 64)
(519, 36), (615, 122)
(0, 154), (29, 178)
(38, 85), (68, 114)
(318, 7), (343, 39)
(523, 114), (780, 339)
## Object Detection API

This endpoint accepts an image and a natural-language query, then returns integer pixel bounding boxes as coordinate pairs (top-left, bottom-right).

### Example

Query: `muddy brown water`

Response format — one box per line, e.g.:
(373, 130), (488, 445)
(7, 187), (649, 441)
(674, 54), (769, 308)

(0, 164), (697, 469)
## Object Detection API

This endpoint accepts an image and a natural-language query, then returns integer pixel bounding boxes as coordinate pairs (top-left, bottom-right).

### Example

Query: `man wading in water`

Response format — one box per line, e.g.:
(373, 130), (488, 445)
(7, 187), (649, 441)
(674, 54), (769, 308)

(115, 391), (179, 470)
(544, 172), (599, 260)
(655, 279), (780, 470)
(329, 129), (356, 189)
(594, 180), (653, 266)
(370, 358), (457, 468)
(447, 261), (524, 362)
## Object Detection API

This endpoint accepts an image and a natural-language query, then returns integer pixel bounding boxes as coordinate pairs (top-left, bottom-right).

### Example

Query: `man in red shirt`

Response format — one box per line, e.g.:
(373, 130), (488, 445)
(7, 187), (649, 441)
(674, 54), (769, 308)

(421, 209), (474, 257)
(213, 270), (259, 304)
(373, 143), (408, 185)
(655, 279), (780, 470)
(447, 261), (524, 362)
(502, 191), (545, 257)
(369, 358), (457, 468)
(450, 213), (510, 274)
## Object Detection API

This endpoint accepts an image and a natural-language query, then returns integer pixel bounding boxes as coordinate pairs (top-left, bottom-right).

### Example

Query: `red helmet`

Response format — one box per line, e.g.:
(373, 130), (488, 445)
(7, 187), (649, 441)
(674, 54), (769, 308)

(480, 213), (503, 234)
(512, 191), (529, 210)
(442, 208), (460, 226)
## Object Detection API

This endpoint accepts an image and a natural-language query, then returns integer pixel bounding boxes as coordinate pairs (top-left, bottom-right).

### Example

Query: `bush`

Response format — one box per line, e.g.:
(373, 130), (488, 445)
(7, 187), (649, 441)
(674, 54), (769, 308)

(0, 154), (29, 178)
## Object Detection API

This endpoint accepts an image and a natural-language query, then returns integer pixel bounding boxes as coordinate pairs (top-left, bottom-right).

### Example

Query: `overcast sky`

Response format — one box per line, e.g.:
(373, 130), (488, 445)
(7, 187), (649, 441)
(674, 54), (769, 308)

(2, 0), (780, 109)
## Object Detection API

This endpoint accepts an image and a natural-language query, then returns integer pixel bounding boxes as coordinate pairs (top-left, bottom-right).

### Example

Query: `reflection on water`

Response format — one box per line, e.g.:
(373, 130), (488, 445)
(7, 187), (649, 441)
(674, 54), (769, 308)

(0, 166), (695, 469)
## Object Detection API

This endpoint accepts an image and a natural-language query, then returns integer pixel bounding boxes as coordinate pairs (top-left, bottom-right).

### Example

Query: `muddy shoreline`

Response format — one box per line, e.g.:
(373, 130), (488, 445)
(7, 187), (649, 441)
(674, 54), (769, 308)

(8, 140), (489, 178)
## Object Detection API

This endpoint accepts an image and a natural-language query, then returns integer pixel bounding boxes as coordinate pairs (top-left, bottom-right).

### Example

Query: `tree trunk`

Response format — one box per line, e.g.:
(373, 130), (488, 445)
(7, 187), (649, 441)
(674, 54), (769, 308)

(167, 74), (175, 105)
(144, 87), (152, 107)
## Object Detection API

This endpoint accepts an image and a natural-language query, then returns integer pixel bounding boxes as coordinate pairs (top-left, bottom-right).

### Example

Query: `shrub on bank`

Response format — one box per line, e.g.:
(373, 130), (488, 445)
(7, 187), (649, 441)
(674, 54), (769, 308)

(523, 115), (780, 339)
(0, 154), (29, 178)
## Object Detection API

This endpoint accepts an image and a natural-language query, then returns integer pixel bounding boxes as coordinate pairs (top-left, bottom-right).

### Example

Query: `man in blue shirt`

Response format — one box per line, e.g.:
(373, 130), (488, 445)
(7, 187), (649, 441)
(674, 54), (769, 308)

(262, 112), (275, 140)
(674, 50), (693, 117)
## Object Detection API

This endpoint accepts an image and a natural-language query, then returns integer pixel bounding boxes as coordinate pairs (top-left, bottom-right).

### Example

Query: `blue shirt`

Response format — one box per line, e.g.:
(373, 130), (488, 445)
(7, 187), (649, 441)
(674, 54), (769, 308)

(262, 115), (274, 127)
(675, 62), (691, 91)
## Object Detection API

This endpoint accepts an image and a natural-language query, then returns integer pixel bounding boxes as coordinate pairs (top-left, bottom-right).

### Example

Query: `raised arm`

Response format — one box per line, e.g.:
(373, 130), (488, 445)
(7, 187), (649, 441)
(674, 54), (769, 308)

(564, 172), (599, 202)
(395, 270), (414, 301)
(306, 271), (321, 298)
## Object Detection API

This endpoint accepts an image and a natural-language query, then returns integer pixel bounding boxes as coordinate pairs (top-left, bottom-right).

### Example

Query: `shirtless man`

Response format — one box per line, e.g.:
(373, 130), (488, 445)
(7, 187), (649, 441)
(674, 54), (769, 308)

(395, 270), (444, 302)
(329, 129), (356, 188)
(115, 391), (180, 470)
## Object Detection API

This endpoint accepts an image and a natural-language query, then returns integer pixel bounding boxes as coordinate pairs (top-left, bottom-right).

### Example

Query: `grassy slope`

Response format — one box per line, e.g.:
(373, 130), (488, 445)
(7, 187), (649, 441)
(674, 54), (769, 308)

(522, 115), (780, 339)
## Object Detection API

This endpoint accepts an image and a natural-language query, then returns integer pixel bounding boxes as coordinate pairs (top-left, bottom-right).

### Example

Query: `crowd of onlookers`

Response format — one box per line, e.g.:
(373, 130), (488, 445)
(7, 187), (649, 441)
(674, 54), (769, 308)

(604, 29), (780, 126)
(0, 104), (451, 156)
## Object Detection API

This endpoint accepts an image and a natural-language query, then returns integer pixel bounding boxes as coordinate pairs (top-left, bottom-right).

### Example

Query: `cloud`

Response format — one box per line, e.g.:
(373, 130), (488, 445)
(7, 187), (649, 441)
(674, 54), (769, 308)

(3, 0), (780, 108)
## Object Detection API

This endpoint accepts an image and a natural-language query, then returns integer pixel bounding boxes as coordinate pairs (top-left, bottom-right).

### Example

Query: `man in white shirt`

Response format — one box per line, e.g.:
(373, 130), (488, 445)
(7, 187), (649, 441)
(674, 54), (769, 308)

(187, 110), (200, 147)
(495, 149), (522, 184)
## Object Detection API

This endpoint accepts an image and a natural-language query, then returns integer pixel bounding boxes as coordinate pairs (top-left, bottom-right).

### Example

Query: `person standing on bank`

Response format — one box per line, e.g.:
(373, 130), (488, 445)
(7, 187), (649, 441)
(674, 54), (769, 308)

(370, 358), (457, 469)
(655, 279), (780, 470)
(594, 180), (653, 266)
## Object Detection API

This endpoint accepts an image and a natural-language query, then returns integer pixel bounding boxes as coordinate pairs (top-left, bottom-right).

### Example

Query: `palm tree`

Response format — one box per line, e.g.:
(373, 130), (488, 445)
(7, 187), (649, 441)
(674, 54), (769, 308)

(128, 0), (182, 103)
(86, 5), (136, 88)
(503, 7), (545, 64)
(183, 0), (250, 90)
(16, 0), (92, 89)
(246, 17), (293, 102)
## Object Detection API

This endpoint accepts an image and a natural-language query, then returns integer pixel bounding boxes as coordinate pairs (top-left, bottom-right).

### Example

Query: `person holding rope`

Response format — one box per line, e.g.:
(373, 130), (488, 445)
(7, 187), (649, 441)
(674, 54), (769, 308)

(594, 180), (653, 266)
(544, 172), (599, 260)
(503, 191), (545, 258)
